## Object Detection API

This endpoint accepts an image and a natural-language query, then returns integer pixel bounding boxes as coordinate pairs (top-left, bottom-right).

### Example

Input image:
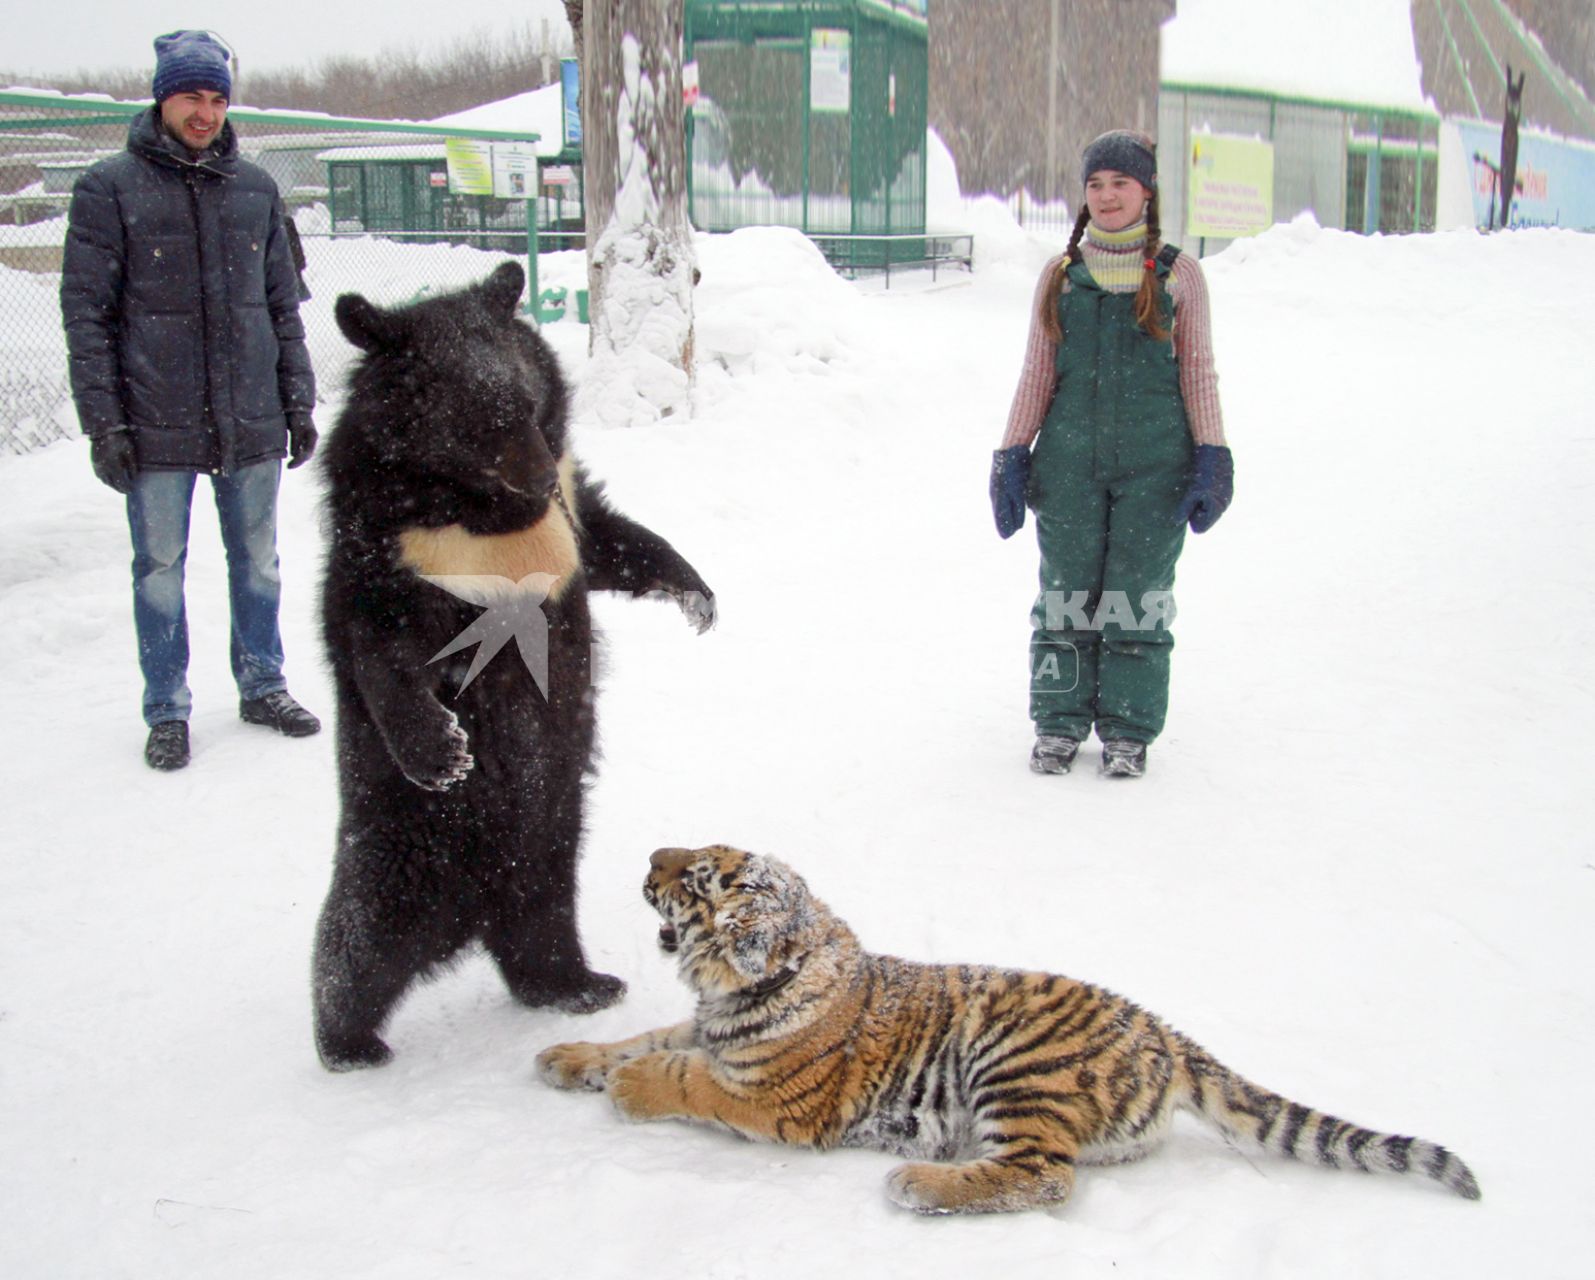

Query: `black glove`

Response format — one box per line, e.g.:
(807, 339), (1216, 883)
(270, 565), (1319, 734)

(1177, 444), (1234, 534)
(90, 428), (138, 495)
(287, 412), (318, 469)
(989, 445), (1030, 539)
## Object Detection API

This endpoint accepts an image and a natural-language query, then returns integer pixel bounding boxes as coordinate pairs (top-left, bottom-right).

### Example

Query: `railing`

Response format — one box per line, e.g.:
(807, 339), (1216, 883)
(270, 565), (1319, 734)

(805, 231), (974, 287)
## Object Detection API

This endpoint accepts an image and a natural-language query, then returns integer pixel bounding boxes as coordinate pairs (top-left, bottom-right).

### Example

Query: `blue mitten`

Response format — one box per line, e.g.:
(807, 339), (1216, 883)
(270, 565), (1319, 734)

(989, 445), (1031, 539)
(1177, 444), (1233, 534)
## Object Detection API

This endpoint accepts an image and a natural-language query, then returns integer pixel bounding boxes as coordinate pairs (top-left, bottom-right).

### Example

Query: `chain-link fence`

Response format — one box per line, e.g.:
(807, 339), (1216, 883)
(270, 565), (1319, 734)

(0, 88), (582, 456)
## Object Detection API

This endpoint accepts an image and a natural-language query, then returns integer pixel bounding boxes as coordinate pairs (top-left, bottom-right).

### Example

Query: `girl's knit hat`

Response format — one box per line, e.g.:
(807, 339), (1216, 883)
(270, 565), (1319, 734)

(1081, 130), (1157, 189)
(151, 30), (233, 104)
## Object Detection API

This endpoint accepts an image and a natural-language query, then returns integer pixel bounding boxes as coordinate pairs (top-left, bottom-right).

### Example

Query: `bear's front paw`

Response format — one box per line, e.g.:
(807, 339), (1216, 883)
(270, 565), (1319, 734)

(535, 1041), (612, 1091)
(607, 1055), (680, 1123)
(680, 589), (717, 634)
(643, 587), (716, 634)
(393, 712), (474, 791)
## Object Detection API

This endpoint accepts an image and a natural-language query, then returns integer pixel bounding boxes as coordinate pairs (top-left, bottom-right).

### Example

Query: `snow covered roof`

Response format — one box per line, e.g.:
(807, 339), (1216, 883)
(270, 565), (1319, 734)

(431, 83), (568, 158)
(1162, 0), (1433, 113)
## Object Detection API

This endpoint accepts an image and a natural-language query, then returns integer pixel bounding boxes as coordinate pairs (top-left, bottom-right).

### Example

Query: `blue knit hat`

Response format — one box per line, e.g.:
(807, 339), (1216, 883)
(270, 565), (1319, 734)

(1080, 130), (1157, 190)
(151, 30), (233, 103)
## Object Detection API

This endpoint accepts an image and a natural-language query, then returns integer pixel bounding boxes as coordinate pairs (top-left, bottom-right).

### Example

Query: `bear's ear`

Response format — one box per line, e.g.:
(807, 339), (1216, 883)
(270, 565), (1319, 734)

(481, 261), (526, 320)
(335, 293), (402, 352)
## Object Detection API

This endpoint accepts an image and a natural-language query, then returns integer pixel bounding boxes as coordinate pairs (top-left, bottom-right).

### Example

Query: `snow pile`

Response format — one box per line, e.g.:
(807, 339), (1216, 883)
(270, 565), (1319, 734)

(692, 226), (860, 391)
(0, 212), (67, 247)
(926, 127), (1072, 272)
(2, 211), (1593, 1278)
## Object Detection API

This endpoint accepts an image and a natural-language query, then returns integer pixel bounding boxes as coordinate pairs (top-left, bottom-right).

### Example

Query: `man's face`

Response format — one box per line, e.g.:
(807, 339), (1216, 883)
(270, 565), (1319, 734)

(159, 90), (228, 153)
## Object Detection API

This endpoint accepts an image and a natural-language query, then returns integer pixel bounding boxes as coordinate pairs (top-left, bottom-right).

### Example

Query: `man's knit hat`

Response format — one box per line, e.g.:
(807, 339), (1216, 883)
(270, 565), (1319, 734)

(151, 30), (233, 104)
(1080, 130), (1157, 190)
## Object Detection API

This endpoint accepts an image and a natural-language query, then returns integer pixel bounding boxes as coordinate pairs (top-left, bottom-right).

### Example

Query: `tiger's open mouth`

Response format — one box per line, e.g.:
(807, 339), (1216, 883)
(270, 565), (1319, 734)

(658, 923), (679, 953)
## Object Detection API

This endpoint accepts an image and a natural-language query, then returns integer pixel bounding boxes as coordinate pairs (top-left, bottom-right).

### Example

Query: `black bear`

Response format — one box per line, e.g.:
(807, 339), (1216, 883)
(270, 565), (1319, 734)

(312, 261), (715, 1071)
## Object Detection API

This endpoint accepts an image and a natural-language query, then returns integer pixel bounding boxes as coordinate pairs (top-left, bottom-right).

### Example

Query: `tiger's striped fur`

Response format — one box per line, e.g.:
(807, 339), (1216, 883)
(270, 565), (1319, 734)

(536, 845), (1480, 1215)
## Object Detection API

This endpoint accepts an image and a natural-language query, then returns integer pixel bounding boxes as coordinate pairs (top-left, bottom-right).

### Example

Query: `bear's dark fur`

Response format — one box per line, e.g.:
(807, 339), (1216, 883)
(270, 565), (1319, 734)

(312, 262), (715, 1071)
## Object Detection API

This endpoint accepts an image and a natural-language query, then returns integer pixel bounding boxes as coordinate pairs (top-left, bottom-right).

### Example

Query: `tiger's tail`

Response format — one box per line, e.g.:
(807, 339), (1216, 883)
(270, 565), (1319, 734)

(1175, 1038), (1480, 1200)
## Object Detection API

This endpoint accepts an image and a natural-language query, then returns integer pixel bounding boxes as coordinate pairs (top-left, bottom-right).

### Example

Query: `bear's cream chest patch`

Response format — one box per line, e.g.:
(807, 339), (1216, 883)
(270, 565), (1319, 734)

(398, 453), (582, 599)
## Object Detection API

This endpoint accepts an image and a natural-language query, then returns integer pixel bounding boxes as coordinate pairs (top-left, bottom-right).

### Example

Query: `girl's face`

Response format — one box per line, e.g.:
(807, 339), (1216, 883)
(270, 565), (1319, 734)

(1084, 170), (1151, 232)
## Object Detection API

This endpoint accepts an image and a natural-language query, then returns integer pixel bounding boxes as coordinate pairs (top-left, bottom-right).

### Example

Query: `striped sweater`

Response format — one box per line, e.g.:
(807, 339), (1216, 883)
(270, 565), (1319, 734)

(1001, 222), (1226, 450)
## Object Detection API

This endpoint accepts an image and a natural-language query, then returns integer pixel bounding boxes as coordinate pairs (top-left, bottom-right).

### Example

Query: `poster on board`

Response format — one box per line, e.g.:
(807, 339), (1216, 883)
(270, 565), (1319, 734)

(1453, 120), (1595, 229)
(1187, 134), (1275, 239)
(561, 58), (582, 151)
(445, 137), (494, 197)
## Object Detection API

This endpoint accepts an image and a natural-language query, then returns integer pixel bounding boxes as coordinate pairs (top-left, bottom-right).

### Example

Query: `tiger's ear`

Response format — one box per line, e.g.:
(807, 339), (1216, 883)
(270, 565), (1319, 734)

(723, 907), (779, 979)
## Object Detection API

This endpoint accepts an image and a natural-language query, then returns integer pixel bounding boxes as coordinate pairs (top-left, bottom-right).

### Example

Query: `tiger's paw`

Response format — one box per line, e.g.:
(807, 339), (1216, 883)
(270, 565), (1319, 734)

(607, 1055), (680, 1123)
(535, 1041), (612, 1091)
(885, 1163), (962, 1215)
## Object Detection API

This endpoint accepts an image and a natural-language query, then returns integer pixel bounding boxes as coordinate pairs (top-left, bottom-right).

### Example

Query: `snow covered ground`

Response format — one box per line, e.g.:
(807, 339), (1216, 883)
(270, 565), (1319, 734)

(2, 211), (1592, 1278)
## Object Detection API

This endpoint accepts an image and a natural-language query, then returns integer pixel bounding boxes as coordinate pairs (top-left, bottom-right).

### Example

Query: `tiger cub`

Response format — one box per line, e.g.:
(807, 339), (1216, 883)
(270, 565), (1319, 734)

(536, 845), (1480, 1215)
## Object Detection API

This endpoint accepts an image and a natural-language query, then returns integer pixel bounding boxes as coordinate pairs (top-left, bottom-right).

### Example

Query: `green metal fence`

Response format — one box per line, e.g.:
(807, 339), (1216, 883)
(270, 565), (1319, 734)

(685, 0), (928, 270)
(0, 89), (578, 455)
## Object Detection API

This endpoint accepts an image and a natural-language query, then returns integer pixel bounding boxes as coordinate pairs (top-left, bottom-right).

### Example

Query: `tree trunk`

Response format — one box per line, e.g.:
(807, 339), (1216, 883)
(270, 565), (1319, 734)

(562, 1), (583, 64)
(578, 0), (695, 426)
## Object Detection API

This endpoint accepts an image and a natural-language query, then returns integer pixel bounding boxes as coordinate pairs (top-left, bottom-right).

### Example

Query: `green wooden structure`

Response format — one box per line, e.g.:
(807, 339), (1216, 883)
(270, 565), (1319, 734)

(684, 0), (928, 270)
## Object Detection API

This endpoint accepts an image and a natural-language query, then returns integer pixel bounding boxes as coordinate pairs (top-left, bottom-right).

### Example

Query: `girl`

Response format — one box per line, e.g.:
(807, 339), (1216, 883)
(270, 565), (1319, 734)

(989, 130), (1232, 778)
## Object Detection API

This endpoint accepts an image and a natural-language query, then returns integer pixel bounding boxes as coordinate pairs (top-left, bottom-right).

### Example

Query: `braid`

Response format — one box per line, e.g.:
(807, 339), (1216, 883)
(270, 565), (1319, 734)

(1040, 205), (1093, 343)
(1133, 188), (1171, 341)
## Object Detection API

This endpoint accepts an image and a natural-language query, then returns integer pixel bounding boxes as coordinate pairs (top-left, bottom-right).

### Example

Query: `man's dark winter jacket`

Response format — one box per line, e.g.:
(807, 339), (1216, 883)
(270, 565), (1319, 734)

(60, 108), (315, 474)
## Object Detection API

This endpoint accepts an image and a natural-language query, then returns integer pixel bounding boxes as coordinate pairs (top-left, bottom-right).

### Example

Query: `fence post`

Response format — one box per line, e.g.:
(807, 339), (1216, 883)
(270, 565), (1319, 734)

(525, 194), (540, 318)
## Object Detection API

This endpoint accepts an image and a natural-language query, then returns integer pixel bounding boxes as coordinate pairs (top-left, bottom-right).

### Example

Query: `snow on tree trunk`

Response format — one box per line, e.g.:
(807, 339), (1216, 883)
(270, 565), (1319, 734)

(581, 1), (695, 428)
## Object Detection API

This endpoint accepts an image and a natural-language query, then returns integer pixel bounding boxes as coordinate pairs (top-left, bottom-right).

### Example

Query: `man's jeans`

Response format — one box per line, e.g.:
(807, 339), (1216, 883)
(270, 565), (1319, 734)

(126, 462), (287, 727)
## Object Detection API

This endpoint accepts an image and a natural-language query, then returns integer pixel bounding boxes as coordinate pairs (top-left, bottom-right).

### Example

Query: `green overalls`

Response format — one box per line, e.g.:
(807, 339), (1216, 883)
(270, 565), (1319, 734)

(1025, 251), (1192, 745)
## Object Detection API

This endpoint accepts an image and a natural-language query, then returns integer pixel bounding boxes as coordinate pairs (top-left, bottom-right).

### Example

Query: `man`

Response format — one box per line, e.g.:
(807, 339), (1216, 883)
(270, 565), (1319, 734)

(61, 30), (321, 771)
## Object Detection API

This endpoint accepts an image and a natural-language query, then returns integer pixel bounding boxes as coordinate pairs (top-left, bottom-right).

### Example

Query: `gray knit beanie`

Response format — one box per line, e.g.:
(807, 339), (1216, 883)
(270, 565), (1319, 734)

(1080, 130), (1157, 189)
(151, 30), (233, 103)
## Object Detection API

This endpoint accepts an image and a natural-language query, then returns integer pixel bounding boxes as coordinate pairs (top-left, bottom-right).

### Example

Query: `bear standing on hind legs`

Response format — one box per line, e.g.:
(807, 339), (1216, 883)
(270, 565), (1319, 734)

(313, 262), (715, 1071)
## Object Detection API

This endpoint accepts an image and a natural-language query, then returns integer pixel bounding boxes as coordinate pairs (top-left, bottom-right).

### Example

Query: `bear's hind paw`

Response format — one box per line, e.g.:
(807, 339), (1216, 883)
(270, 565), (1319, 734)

(554, 971), (627, 1014)
(317, 1031), (394, 1072)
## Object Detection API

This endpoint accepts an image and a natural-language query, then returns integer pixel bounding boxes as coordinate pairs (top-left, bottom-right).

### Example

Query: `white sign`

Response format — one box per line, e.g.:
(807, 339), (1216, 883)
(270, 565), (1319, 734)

(543, 165), (575, 188)
(810, 30), (851, 114)
(491, 143), (538, 200)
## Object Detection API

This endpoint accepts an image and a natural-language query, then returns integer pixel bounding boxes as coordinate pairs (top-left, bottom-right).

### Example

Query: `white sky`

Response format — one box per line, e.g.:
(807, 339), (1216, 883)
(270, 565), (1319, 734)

(4, 0), (573, 78)
(1163, 0), (1430, 110)
(8, 0), (1430, 115)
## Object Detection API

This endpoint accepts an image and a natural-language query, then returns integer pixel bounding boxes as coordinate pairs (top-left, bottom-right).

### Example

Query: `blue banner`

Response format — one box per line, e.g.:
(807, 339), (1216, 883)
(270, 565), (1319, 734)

(561, 58), (582, 153)
(1456, 120), (1595, 230)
